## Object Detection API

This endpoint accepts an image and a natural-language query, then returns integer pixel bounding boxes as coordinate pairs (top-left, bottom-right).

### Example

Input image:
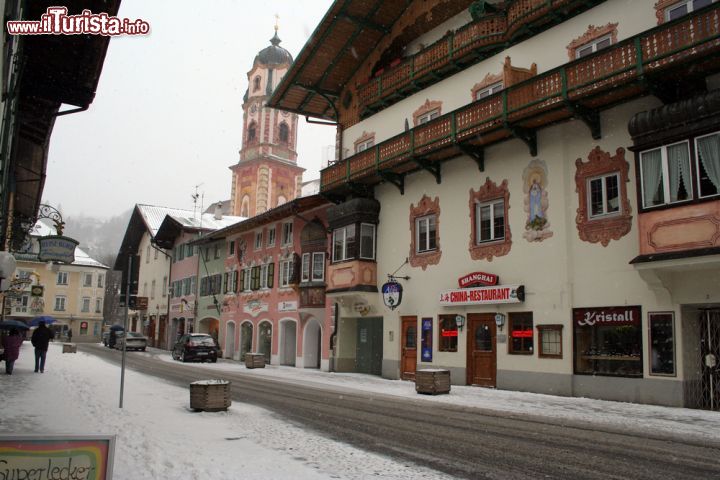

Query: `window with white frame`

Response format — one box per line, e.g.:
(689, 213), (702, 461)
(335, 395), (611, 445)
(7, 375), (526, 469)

(587, 173), (620, 218)
(575, 34), (612, 59)
(57, 272), (68, 285)
(312, 252), (325, 281)
(665, 0), (714, 21)
(84, 273), (92, 287)
(95, 298), (102, 313)
(301, 253), (311, 282)
(97, 274), (104, 288)
(640, 141), (692, 208)
(255, 232), (263, 250)
(696, 132), (720, 198)
(279, 258), (293, 287)
(417, 108), (440, 124)
(415, 215), (437, 253)
(301, 252), (325, 282)
(356, 138), (374, 153)
(242, 267), (251, 291)
(475, 81), (503, 100)
(359, 223), (376, 259)
(54, 296), (66, 311)
(267, 226), (276, 247)
(81, 297), (90, 312)
(281, 222), (293, 246)
(332, 224), (356, 262)
(229, 241), (235, 256)
(475, 199), (505, 243)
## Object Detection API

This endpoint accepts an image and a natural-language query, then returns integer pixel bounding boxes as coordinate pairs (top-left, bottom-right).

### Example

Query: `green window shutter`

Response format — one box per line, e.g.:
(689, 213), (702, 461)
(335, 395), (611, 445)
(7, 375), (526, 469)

(267, 263), (274, 288)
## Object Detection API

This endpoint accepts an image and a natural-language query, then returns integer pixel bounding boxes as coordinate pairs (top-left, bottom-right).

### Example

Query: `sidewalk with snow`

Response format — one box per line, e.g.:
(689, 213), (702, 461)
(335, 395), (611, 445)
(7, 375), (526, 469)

(1, 342), (719, 480)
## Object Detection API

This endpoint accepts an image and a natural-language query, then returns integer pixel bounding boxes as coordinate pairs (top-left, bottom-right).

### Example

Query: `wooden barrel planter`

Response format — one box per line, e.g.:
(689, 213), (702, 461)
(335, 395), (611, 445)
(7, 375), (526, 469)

(245, 353), (266, 369)
(415, 369), (451, 395)
(189, 380), (231, 412)
(62, 343), (77, 353)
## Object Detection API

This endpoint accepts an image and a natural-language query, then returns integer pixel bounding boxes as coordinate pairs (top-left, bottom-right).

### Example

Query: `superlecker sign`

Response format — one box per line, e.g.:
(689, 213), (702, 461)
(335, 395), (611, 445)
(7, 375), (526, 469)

(439, 284), (524, 306)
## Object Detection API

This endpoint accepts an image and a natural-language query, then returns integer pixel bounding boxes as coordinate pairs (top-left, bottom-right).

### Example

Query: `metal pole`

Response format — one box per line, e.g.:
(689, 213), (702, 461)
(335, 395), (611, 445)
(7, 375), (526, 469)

(119, 255), (131, 408)
(708, 310), (714, 411)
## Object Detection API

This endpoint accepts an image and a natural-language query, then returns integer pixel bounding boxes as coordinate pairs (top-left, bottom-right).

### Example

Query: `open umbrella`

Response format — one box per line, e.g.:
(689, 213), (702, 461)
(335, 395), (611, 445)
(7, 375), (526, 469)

(29, 316), (56, 327)
(109, 324), (125, 331)
(0, 319), (30, 330)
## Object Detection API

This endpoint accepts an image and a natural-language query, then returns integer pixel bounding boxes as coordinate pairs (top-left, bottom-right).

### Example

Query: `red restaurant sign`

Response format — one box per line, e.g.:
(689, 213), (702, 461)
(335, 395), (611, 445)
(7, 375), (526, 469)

(439, 285), (524, 306)
(458, 271), (498, 288)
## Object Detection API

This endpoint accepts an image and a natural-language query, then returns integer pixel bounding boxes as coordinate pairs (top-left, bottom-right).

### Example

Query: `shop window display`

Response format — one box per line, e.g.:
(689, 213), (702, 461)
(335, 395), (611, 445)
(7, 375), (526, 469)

(573, 306), (643, 377)
(649, 312), (676, 376)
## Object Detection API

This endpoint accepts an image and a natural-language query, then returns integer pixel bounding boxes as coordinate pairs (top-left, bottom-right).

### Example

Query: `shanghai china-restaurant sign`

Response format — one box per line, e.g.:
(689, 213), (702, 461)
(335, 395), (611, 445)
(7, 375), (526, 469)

(439, 285), (525, 306)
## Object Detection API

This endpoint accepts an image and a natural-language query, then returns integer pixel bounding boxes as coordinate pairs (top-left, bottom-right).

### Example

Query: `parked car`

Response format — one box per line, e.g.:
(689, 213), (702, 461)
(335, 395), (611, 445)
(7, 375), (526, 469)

(114, 331), (148, 351)
(172, 334), (218, 363)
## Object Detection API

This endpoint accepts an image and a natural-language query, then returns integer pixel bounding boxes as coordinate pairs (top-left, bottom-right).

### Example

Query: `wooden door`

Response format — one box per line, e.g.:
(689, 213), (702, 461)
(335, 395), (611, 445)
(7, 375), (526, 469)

(356, 317), (383, 375)
(401, 316), (418, 381)
(466, 313), (497, 387)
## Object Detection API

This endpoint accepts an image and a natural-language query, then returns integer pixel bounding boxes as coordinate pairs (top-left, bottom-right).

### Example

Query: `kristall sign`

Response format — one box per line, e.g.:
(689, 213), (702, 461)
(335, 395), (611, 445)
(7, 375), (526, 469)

(439, 285), (524, 306)
(573, 306), (641, 327)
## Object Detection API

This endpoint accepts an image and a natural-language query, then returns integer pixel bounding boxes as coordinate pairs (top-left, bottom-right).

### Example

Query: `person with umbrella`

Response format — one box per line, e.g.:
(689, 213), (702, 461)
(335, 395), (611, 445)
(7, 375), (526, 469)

(31, 320), (54, 373)
(2, 328), (23, 375)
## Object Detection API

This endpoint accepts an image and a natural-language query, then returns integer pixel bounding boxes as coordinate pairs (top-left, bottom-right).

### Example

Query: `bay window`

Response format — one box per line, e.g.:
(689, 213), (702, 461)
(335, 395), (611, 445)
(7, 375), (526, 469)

(332, 224), (356, 262)
(665, 0), (714, 21)
(640, 141), (692, 208)
(695, 132), (720, 198)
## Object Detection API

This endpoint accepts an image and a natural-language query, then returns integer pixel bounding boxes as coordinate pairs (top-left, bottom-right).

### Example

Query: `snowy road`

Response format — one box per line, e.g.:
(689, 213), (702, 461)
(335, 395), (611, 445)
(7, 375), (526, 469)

(75, 343), (720, 479)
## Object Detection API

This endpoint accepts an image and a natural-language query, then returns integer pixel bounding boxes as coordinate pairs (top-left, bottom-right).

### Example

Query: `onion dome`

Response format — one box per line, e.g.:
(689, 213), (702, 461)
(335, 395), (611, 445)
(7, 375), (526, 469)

(255, 31), (293, 66)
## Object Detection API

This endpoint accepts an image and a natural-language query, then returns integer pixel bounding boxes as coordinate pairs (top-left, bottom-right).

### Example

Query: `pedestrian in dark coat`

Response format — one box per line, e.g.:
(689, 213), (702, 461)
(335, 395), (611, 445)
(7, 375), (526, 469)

(2, 328), (24, 375)
(31, 321), (54, 373)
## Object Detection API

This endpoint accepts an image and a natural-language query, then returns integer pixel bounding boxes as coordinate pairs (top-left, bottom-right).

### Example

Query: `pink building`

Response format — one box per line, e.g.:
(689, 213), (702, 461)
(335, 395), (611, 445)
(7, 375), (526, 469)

(201, 195), (333, 369)
(155, 212), (243, 349)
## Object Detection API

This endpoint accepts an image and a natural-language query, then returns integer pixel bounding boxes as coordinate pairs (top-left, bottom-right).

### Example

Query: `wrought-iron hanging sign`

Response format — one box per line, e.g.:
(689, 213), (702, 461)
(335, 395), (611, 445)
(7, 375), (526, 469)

(38, 235), (79, 263)
(381, 278), (403, 310)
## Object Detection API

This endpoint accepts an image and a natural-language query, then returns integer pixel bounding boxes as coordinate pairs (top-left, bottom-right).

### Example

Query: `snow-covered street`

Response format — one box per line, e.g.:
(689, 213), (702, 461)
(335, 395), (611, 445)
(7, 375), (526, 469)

(1, 342), (719, 479)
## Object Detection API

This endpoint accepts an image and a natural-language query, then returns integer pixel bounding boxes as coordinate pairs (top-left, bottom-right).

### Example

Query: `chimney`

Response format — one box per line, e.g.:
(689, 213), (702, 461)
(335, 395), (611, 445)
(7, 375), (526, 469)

(214, 202), (223, 220)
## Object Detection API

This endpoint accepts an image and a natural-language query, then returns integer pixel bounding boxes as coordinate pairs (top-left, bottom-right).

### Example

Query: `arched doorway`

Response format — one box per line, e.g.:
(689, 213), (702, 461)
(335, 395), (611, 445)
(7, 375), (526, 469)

(225, 321), (236, 360)
(280, 319), (297, 366)
(303, 319), (322, 369)
(240, 322), (253, 358)
(199, 317), (220, 344)
(258, 321), (272, 364)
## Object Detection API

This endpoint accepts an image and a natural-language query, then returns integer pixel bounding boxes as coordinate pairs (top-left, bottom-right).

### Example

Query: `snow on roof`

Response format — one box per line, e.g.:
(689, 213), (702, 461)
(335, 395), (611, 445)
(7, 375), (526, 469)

(167, 212), (246, 231)
(301, 178), (320, 197)
(136, 204), (196, 237)
(28, 220), (108, 269)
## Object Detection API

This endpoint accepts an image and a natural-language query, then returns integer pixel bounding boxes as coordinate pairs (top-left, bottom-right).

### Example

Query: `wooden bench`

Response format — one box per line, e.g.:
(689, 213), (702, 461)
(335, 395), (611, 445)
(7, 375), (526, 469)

(190, 380), (231, 412)
(245, 353), (266, 369)
(415, 369), (451, 395)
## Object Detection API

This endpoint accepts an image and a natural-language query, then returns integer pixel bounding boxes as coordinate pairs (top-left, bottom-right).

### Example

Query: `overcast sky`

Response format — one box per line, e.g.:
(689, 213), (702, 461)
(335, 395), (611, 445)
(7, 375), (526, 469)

(42, 0), (336, 219)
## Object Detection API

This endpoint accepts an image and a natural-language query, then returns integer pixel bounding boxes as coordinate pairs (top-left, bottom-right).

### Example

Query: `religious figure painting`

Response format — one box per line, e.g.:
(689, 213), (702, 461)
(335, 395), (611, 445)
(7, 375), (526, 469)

(522, 159), (553, 242)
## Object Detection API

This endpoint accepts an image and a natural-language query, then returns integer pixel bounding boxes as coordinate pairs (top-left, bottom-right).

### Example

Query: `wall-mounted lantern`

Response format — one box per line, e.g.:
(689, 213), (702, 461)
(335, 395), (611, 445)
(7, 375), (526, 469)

(495, 313), (506, 331)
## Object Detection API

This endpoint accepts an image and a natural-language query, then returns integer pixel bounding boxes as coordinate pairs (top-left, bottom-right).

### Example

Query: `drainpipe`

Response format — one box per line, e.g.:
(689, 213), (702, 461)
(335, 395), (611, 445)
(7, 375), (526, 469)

(329, 302), (339, 372)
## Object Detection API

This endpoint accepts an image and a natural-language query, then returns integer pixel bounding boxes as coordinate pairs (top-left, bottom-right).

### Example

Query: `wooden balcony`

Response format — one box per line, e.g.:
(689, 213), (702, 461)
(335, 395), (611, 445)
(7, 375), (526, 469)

(322, 4), (720, 195)
(357, 0), (604, 117)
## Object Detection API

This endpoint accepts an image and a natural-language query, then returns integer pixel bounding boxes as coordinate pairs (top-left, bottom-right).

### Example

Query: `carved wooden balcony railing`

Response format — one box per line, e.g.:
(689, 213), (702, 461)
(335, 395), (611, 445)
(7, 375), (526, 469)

(322, 4), (720, 193)
(357, 0), (604, 117)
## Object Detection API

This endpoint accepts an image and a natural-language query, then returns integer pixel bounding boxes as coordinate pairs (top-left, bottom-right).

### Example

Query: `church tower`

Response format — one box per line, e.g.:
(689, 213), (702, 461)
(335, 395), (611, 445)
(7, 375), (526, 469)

(230, 25), (304, 218)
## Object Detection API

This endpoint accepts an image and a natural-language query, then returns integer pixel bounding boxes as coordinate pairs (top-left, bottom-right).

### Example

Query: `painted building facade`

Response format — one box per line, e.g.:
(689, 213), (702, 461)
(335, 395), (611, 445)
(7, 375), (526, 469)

(270, 0), (720, 409)
(10, 221), (107, 342)
(199, 195), (333, 370)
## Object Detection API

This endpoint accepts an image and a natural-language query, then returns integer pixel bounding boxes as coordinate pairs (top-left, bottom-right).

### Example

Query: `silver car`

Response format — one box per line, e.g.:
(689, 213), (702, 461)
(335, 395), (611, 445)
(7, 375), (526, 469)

(115, 331), (147, 351)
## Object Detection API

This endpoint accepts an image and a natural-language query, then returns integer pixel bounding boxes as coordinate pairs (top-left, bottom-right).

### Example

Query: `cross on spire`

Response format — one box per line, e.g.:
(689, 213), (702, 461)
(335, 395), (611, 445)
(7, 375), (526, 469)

(274, 13), (279, 32)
